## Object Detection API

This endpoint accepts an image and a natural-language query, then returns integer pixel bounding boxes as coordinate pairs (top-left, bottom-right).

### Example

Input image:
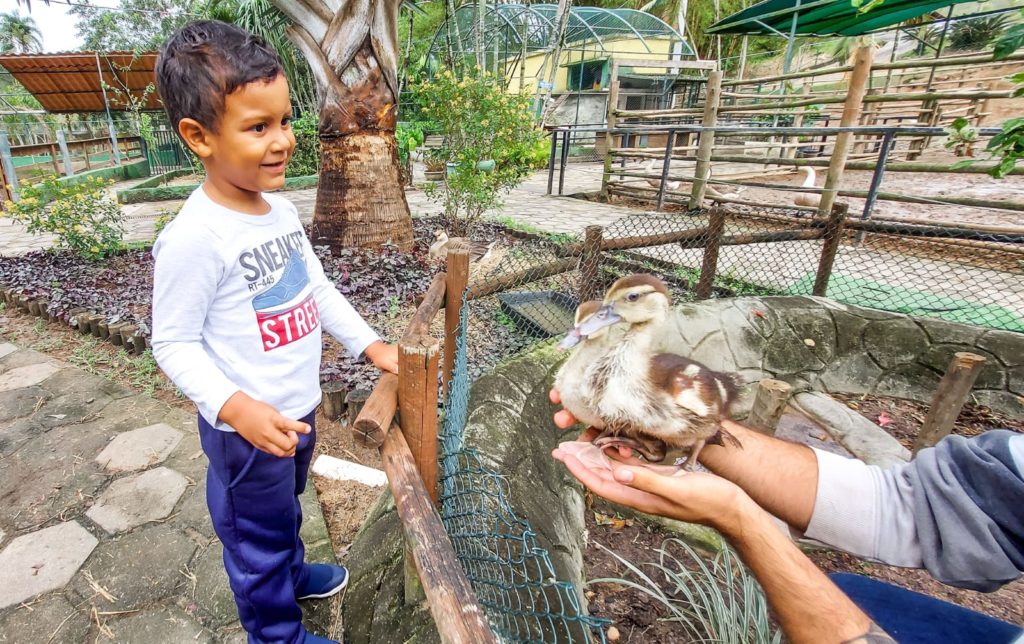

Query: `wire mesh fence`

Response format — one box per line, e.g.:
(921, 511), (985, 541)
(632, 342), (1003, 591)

(438, 291), (608, 643)
(429, 176), (1021, 639)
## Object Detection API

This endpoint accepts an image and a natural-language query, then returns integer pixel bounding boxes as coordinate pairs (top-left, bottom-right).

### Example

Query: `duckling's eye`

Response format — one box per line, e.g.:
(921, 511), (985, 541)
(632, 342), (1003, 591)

(627, 292), (640, 302)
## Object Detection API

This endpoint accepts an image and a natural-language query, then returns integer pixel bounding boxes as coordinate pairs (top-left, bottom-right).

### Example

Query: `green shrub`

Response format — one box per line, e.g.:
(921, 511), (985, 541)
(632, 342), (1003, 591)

(5, 176), (125, 260)
(415, 69), (543, 235)
(287, 113), (320, 177)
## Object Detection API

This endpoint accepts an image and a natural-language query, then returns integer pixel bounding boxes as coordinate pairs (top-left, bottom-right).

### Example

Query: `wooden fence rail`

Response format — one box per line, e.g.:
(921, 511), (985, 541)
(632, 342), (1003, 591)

(346, 267), (496, 642)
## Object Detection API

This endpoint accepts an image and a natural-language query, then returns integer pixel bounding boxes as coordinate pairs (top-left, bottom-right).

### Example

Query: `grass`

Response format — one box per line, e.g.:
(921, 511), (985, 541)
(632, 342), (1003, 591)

(67, 338), (168, 396)
(492, 215), (579, 245)
(589, 538), (782, 644)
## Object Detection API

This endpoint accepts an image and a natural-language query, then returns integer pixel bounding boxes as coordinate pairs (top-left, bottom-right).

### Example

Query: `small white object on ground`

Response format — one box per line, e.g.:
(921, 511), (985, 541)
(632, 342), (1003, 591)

(312, 455), (388, 487)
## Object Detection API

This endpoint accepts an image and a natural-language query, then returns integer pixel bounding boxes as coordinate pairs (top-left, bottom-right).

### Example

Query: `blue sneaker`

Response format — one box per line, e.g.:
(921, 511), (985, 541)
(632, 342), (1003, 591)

(303, 633), (340, 644)
(297, 563), (348, 600)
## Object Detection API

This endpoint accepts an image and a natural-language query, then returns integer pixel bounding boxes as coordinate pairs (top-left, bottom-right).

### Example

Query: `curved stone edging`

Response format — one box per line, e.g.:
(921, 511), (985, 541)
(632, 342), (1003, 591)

(663, 296), (1023, 417)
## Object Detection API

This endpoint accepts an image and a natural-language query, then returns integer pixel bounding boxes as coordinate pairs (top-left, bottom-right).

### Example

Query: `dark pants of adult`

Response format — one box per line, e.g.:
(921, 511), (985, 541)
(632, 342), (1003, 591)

(831, 573), (1022, 643)
(199, 411), (316, 644)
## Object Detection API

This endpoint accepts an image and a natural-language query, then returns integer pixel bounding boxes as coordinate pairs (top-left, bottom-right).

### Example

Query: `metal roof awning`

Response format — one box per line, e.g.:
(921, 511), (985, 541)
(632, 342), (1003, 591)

(0, 51), (160, 113)
(707, 0), (977, 36)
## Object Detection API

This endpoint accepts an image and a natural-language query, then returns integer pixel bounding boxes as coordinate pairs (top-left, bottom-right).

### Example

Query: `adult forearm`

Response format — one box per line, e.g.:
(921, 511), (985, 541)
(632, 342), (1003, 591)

(701, 419), (818, 531)
(727, 501), (886, 643)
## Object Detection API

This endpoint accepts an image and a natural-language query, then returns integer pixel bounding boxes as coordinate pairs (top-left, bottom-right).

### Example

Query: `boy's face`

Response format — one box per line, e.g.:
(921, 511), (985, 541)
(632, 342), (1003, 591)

(184, 73), (296, 195)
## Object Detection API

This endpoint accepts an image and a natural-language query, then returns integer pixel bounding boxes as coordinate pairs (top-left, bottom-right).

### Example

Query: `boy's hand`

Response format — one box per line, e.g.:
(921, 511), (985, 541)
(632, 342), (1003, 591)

(218, 391), (310, 457)
(364, 341), (399, 374)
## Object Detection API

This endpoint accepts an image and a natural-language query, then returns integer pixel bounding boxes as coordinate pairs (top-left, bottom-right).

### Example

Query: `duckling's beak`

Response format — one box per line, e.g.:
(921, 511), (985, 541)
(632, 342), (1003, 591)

(575, 305), (622, 337)
(557, 328), (583, 350)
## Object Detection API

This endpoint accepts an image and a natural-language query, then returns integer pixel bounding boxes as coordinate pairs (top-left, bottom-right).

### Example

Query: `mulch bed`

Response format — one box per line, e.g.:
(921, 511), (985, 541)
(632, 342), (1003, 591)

(831, 392), (1024, 450)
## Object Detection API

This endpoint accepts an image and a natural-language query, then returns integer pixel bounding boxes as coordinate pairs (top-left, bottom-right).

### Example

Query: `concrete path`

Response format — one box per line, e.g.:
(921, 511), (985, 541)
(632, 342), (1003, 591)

(0, 342), (338, 642)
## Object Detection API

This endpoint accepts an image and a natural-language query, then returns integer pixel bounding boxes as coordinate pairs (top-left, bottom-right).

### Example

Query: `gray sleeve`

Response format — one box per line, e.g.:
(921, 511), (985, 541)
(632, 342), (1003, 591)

(804, 431), (1024, 592)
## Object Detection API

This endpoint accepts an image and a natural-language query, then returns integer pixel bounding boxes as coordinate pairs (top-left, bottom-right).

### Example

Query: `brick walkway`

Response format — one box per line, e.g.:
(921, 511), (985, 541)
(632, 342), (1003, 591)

(0, 343), (338, 642)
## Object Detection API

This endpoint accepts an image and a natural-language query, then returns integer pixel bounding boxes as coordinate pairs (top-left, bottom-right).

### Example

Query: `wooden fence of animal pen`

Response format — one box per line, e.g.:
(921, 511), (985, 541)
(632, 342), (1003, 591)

(567, 45), (1024, 219)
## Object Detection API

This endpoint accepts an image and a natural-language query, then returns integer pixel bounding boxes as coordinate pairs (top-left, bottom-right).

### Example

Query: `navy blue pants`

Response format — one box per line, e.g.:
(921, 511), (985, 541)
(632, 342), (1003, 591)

(199, 411), (316, 644)
(831, 573), (1023, 643)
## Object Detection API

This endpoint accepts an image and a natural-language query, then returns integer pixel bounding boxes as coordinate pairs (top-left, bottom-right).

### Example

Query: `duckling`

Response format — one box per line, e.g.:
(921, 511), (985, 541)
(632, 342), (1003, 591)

(554, 301), (615, 430)
(428, 230), (498, 264)
(556, 300), (671, 462)
(573, 274), (741, 470)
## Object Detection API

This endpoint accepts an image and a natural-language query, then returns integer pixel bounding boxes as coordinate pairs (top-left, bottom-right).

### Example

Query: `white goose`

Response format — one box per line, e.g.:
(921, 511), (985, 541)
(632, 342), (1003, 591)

(644, 159), (681, 191)
(704, 166), (745, 205)
(793, 166), (821, 207)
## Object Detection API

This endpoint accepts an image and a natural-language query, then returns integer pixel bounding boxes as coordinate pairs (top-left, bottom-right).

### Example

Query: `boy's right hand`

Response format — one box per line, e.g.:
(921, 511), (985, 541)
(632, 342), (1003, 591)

(218, 391), (311, 457)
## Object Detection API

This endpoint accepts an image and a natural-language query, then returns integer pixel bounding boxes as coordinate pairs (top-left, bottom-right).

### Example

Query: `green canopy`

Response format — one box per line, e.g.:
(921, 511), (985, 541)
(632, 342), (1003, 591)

(707, 0), (976, 36)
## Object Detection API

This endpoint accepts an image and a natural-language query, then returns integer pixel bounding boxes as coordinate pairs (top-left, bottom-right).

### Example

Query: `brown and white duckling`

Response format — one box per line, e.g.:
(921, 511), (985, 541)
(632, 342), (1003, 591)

(554, 301), (618, 431)
(427, 230), (497, 264)
(575, 274), (741, 470)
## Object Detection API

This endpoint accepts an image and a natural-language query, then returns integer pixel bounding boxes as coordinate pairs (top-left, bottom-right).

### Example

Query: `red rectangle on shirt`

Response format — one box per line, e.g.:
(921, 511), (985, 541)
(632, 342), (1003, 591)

(256, 294), (320, 351)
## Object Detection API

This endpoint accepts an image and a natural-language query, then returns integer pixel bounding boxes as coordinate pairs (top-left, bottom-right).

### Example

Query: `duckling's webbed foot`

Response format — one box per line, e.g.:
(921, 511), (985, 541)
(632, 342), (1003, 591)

(592, 432), (668, 463)
(676, 439), (707, 472)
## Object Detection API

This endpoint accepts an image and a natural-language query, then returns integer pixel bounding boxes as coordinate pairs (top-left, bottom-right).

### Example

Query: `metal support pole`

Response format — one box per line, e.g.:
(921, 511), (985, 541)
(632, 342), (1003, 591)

(861, 130), (895, 223)
(108, 120), (122, 167)
(546, 130), (558, 195)
(0, 131), (18, 201)
(56, 129), (74, 177)
(558, 129), (570, 195)
(782, 0), (803, 74)
(655, 129), (676, 211)
(95, 52), (122, 167)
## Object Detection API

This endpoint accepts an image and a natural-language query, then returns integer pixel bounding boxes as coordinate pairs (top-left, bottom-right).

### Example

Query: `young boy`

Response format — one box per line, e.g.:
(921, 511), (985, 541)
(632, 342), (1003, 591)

(151, 21), (398, 644)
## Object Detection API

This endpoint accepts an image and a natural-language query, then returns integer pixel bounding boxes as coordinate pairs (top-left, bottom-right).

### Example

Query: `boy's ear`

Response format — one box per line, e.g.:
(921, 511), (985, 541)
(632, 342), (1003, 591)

(178, 118), (214, 158)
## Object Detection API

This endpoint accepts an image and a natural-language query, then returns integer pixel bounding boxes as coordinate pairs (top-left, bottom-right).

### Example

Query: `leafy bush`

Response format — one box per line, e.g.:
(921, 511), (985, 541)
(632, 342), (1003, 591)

(5, 176), (125, 260)
(947, 15), (1011, 52)
(415, 69), (543, 235)
(396, 121), (426, 166)
(287, 113), (320, 177)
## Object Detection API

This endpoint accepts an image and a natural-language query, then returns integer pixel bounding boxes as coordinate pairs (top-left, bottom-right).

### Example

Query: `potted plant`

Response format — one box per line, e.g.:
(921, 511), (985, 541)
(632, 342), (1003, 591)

(424, 148), (448, 181)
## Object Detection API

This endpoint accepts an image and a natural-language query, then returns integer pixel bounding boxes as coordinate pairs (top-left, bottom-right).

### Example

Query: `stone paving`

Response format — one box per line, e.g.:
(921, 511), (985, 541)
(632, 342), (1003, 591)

(0, 342), (338, 642)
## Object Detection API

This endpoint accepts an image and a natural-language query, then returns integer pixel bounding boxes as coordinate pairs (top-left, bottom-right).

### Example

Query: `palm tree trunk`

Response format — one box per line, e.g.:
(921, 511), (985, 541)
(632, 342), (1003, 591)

(307, 39), (413, 249)
(278, 0), (414, 251)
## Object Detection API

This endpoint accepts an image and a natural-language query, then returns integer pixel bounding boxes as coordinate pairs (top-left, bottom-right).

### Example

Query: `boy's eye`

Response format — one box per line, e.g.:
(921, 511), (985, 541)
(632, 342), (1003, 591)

(251, 123), (266, 133)
(282, 116), (292, 127)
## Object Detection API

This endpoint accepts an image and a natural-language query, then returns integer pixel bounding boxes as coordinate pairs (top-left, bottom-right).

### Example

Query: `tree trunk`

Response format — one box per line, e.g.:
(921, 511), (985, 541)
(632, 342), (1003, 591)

(280, 0), (414, 252)
(307, 38), (414, 251)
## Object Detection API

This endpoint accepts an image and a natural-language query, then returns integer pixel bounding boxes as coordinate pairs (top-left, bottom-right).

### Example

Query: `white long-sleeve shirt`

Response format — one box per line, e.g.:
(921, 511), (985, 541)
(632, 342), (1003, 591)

(151, 187), (379, 431)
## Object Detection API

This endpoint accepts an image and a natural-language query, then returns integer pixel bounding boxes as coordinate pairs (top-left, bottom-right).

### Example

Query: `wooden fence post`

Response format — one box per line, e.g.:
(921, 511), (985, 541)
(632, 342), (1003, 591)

(747, 379), (793, 435)
(688, 69), (723, 210)
(913, 352), (987, 455)
(398, 335), (441, 503)
(321, 381), (346, 420)
(398, 334), (440, 605)
(443, 246), (470, 399)
(817, 45), (873, 218)
(696, 207), (726, 299)
(813, 202), (848, 297)
(579, 225), (604, 303)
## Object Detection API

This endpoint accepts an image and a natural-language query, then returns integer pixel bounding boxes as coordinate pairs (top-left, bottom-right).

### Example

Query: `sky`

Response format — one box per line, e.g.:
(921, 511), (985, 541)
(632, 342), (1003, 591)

(3, 0), (85, 52)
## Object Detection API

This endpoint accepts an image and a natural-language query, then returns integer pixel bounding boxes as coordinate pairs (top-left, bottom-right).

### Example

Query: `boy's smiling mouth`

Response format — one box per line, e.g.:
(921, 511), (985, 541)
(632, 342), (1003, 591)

(261, 159), (287, 173)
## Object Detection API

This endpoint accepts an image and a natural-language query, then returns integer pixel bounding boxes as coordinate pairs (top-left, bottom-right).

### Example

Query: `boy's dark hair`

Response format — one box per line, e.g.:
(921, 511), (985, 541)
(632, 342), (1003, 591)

(156, 20), (284, 133)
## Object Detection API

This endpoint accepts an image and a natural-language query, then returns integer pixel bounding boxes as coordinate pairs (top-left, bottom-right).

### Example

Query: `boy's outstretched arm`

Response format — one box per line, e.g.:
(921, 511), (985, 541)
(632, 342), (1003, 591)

(297, 220), (397, 373)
